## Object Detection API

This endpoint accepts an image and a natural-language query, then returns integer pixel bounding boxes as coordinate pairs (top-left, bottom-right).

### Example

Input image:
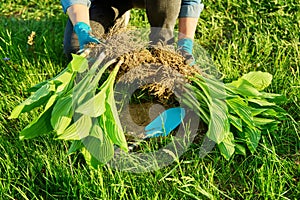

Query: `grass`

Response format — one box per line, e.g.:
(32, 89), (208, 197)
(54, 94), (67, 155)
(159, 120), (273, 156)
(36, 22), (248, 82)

(0, 0), (299, 199)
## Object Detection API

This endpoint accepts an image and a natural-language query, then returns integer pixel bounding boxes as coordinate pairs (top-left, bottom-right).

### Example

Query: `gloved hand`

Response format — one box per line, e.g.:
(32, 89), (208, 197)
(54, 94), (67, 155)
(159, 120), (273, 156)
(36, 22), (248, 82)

(177, 38), (195, 65)
(74, 22), (100, 51)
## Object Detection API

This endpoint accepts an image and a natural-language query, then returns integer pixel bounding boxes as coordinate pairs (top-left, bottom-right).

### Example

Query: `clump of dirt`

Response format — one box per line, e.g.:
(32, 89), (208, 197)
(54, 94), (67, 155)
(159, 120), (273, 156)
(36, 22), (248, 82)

(120, 47), (203, 102)
(86, 30), (202, 102)
(120, 47), (200, 77)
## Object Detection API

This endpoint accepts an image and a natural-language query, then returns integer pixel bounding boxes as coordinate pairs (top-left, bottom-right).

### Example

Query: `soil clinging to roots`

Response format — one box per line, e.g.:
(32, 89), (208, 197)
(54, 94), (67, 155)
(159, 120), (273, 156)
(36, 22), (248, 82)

(85, 29), (202, 101)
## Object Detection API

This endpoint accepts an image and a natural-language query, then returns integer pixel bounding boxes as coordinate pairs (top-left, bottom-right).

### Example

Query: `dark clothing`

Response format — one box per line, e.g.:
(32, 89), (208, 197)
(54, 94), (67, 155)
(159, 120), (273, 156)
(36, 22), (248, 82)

(63, 0), (181, 58)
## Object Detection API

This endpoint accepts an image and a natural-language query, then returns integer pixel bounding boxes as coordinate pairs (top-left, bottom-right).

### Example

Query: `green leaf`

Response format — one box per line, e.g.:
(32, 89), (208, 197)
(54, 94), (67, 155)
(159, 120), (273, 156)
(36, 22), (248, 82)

(226, 97), (255, 128)
(259, 122), (280, 132)
(75, 61), (118, 117)
(248, 107), (268, 116)
(248, 98), (275, 107)
(19, 106), (54, 140)
(81, 147), (105, 169)
(69, 54), (88, 73)
(260, 108), (280, 117)
(51, 94), (74, 135)
(75, 88), (107, 117)
(89, 123), (104, 140)
(76, 61), (128, 150)
(82, 124), (114, 164)
(235, 144), (246, 156)
(260, 92), (287, 103)
(57, 115), (92, 140)
(9, 83), (56, 119)
(257, 107), (287, 123)
(102, 66), (128, 151)
(245, 127), (261, 153)
(71, 74), (94, 107)
(253, 117), (276, 126)
(206, 99), (230, 144)
(45, 94), (58, 111)
(55, 70), (74, 94)
(228, 114), (243, 132)
(218, 132), (235, 160)
(100, 93), (128, 151)
(181, 94), (209, 124)
(27, 80), (48, 92)
(28, 67), (70, 91)
(183, 84), (210, 123)
(191, 75), (231, 144)
(73, 58), (115, 110)
(193, 74), (229, 99)
(241, 71), (272, 91)
(68, 140), (84, 155)
(28, 67), (74, 95)
(226, 78), (261, 97)
(100, 112), (127, 150)
(190, 76), (212, 102)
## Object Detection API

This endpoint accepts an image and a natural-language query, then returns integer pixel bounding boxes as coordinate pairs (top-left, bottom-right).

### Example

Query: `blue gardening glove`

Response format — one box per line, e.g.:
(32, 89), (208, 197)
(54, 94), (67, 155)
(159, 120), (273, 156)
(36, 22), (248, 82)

(74, 22), (100, 51)
(177, 38), (195, 65)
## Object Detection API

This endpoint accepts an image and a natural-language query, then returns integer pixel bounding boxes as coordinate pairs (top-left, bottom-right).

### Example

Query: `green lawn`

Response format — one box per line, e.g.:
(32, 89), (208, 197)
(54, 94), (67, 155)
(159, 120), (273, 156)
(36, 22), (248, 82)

(0, 0), (299, 199)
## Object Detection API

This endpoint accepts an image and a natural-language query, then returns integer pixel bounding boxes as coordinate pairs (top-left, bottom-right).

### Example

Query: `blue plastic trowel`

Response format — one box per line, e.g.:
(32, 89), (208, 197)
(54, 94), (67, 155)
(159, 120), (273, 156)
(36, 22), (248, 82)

(144, 107), (186, 138)
(126, 107), (186, 151)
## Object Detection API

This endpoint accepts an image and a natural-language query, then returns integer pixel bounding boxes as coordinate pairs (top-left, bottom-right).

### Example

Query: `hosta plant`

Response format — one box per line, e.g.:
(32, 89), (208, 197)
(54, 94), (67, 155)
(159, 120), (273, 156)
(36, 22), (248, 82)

(9, 32), (288, 168)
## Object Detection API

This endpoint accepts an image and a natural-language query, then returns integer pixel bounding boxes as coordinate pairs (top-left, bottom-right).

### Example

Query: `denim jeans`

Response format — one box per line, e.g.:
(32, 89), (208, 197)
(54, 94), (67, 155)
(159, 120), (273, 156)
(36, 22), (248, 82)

(63, 0), (181, 59)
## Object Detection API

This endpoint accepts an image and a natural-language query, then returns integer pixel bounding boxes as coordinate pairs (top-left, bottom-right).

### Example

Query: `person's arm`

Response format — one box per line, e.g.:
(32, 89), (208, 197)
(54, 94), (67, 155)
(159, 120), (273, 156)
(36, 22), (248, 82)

(61, 0), (100, 51)
(67, 4), (90, 26)
(61, 0), (91, 14)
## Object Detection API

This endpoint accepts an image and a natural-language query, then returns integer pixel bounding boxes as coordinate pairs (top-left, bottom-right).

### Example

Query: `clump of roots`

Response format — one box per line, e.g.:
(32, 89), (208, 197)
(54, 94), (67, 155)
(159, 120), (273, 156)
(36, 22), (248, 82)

(85, 29), (202, 102)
